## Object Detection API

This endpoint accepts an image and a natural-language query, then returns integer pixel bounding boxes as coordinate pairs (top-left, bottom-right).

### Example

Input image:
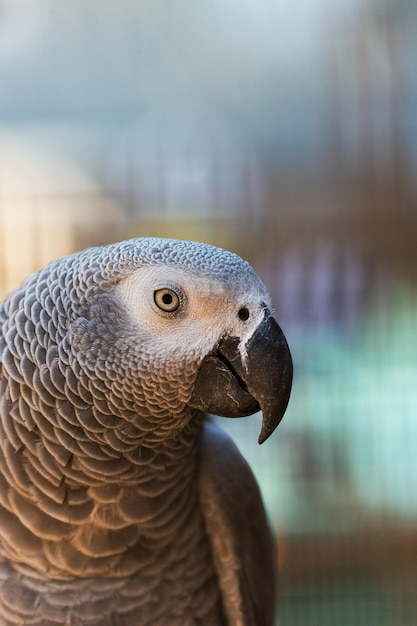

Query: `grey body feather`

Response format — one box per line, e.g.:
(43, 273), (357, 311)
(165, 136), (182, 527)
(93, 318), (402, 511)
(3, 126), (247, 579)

(0, 238), (292, 625)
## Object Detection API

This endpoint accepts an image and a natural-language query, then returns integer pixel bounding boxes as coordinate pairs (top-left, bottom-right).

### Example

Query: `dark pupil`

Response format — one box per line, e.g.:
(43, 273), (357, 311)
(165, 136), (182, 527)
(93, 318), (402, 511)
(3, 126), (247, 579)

(162, 293), (173, 305)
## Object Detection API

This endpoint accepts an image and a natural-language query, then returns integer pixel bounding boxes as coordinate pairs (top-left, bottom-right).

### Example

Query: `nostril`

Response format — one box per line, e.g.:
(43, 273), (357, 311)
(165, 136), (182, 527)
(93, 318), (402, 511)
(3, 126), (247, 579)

(238, 307), (250, 321)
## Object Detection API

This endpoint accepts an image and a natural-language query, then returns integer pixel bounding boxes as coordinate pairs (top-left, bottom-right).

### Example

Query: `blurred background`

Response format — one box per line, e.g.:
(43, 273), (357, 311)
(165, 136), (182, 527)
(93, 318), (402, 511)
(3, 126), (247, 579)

(0, 0), (416, 623)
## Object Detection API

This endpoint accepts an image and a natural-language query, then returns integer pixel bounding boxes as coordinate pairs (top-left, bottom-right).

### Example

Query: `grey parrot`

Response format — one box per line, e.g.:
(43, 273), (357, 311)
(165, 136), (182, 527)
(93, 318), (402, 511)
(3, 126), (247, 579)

(0, 237), (292, 625)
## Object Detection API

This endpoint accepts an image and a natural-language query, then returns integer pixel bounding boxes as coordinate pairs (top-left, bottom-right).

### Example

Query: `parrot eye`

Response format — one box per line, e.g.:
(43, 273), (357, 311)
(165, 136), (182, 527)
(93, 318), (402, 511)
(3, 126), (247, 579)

(154, 288), (181, 313)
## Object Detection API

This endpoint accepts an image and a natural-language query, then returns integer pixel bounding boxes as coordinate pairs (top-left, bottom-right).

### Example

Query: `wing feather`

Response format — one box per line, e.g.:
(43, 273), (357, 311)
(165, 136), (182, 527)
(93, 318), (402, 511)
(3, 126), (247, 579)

(198, 418), (277, 626)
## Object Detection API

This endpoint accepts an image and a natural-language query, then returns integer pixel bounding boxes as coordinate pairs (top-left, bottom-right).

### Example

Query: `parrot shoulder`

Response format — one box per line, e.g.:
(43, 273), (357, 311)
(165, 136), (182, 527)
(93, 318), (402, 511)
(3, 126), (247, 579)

(198, 417), (276, 626)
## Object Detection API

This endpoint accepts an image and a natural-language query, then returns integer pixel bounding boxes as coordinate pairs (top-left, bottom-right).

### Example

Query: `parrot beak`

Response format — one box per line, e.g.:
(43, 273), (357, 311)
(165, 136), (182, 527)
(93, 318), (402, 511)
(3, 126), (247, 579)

(189, 310), (293, 443)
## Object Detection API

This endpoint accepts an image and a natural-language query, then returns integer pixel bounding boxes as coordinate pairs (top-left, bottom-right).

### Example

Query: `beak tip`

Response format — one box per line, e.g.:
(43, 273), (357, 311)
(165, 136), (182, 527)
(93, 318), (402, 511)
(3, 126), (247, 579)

(257, 423), (278, 445)
(257, 412), (279, 444)
(258, 432), (267, 445)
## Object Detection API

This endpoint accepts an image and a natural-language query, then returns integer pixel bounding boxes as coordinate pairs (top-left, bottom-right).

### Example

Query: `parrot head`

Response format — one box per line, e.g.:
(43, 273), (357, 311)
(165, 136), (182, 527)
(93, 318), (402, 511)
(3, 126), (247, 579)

(68, 238), (292, 444)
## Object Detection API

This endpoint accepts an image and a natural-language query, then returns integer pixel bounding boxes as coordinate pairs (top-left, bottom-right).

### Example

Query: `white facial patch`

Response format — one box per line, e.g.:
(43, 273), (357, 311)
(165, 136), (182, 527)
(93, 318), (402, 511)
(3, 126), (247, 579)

(115, 263), (270, 365)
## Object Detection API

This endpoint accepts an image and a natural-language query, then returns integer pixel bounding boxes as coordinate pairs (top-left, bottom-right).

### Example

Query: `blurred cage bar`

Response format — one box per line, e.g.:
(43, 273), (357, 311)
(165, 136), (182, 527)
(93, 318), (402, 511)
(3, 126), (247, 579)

(0, 0), (416, 624)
